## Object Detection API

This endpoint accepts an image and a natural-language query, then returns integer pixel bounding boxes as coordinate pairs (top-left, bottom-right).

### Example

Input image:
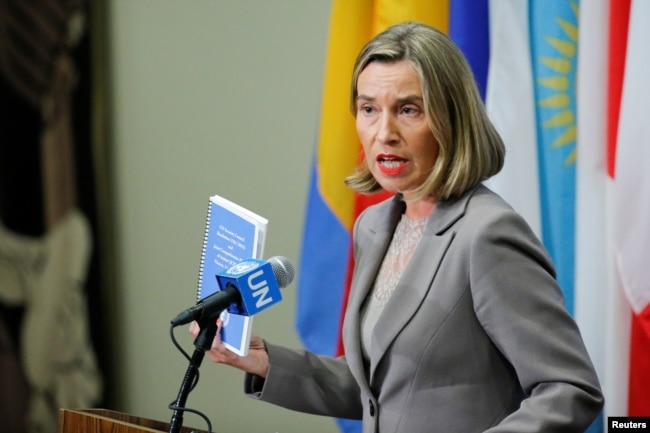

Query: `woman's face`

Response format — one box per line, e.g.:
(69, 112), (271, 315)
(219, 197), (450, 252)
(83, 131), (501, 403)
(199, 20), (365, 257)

(355, 61), (439, 200)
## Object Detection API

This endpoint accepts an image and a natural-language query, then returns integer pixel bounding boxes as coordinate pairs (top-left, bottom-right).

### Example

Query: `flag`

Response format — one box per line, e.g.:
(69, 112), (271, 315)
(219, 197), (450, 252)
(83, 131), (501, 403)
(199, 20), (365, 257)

(603, 0), (632, 418)
(612, 0), (650, 414)
(574, 0), (608, 414)
(574, 1), (610, 430)
(484, 0), (541, 237)
(449, 0), (490, 100)
(529, 0), (579, 315)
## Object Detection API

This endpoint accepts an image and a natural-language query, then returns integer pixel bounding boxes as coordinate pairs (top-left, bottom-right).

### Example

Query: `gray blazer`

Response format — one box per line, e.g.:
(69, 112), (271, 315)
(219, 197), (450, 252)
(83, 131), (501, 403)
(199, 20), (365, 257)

(246, 184), (604, 433)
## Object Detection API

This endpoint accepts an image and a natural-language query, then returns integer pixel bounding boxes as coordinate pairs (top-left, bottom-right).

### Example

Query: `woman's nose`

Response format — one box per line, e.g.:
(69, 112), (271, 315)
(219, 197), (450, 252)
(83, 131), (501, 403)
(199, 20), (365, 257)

(376, 113), (399, 144)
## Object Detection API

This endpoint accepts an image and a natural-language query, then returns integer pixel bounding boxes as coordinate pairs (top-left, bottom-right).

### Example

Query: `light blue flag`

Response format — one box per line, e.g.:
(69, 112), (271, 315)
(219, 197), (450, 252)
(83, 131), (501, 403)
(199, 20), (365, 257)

(530, 2), (604, 431)
(529, 0), (578, 315)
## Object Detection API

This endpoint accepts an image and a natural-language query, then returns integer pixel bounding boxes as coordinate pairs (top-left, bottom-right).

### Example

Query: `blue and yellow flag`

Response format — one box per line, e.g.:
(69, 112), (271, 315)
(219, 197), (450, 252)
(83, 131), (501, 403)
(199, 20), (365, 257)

(530, 0), (579, 314)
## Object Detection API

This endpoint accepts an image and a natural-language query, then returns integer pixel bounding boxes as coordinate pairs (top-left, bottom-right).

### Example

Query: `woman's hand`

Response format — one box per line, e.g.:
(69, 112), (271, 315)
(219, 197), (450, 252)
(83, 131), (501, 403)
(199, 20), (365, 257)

(189, 319), (270, 378)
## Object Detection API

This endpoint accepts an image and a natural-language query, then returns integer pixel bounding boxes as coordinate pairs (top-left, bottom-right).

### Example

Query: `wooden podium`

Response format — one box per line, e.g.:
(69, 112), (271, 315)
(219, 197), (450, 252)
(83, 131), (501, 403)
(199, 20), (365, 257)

(58, 408), (208, 433)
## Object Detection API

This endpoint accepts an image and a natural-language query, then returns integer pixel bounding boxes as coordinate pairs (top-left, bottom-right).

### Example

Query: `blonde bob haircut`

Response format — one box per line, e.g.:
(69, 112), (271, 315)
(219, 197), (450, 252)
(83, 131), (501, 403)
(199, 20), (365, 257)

(345, 22), (505, 201)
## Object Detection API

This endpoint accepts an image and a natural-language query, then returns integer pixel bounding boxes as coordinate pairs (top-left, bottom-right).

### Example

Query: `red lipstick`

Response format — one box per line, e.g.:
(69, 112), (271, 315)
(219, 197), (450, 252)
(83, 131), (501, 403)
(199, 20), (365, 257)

(377, 154), (408, 175)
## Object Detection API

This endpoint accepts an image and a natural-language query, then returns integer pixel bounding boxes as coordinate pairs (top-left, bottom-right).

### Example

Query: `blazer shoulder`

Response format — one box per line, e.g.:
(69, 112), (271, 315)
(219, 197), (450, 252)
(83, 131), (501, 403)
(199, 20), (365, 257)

(431, 184), (513, 234)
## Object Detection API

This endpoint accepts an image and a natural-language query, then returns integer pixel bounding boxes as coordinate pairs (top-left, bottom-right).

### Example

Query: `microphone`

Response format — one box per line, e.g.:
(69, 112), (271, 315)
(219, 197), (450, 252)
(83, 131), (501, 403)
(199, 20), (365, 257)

(171, 256), (294, 327)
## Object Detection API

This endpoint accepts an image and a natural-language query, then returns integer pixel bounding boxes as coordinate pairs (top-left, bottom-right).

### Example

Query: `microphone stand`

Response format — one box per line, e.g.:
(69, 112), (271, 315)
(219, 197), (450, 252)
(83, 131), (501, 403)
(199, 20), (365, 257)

(169, 318), (218, 433)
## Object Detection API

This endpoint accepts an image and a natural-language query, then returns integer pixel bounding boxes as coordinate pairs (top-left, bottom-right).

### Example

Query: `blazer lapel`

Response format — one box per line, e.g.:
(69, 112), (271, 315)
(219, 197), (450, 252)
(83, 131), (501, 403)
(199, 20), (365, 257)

(343, 196), (404, 388)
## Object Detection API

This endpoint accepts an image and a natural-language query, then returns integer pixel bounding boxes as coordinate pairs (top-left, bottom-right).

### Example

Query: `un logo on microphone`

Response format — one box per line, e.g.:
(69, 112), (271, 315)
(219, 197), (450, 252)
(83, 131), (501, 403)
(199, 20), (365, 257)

(228, 260), (259, 275)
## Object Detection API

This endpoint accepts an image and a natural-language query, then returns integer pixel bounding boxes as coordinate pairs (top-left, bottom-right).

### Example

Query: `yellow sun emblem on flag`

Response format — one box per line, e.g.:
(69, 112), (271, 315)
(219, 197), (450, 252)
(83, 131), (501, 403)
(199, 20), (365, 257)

(536, 2), (578, 167)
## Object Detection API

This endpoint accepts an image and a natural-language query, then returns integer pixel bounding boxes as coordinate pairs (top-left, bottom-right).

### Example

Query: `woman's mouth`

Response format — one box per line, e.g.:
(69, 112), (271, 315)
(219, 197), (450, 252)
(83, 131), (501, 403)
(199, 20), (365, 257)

(377, 155), (408, 175)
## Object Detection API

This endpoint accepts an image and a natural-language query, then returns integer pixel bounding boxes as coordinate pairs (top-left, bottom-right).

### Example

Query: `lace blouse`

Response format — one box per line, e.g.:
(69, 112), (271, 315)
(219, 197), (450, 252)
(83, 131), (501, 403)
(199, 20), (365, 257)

(360, 213), (427, 362)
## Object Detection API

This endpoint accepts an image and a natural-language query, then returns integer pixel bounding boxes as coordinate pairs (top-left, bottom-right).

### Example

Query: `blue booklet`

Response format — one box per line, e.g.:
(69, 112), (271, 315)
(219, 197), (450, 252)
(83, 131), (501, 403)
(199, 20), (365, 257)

(197, 194), (268, 355)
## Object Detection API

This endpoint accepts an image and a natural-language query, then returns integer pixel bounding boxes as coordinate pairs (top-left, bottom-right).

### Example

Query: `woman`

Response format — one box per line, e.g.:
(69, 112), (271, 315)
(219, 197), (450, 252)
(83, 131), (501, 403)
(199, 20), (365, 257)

(191, 22), (604, 432)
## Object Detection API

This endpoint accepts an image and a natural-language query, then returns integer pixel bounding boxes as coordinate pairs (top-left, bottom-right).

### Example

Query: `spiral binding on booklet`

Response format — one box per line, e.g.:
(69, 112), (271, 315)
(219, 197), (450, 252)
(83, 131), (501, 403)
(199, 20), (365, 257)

(196, 200), (211, 301)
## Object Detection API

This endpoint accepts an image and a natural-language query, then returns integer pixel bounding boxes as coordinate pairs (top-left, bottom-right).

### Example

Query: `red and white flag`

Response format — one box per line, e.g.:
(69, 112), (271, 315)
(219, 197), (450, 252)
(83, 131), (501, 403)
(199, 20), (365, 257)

(610, 0), (650, 415)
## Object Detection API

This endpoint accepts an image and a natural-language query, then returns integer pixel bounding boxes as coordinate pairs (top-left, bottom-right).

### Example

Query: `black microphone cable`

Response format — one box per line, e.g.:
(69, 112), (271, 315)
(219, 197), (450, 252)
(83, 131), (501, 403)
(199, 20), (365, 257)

(168, 322), (213, 433)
